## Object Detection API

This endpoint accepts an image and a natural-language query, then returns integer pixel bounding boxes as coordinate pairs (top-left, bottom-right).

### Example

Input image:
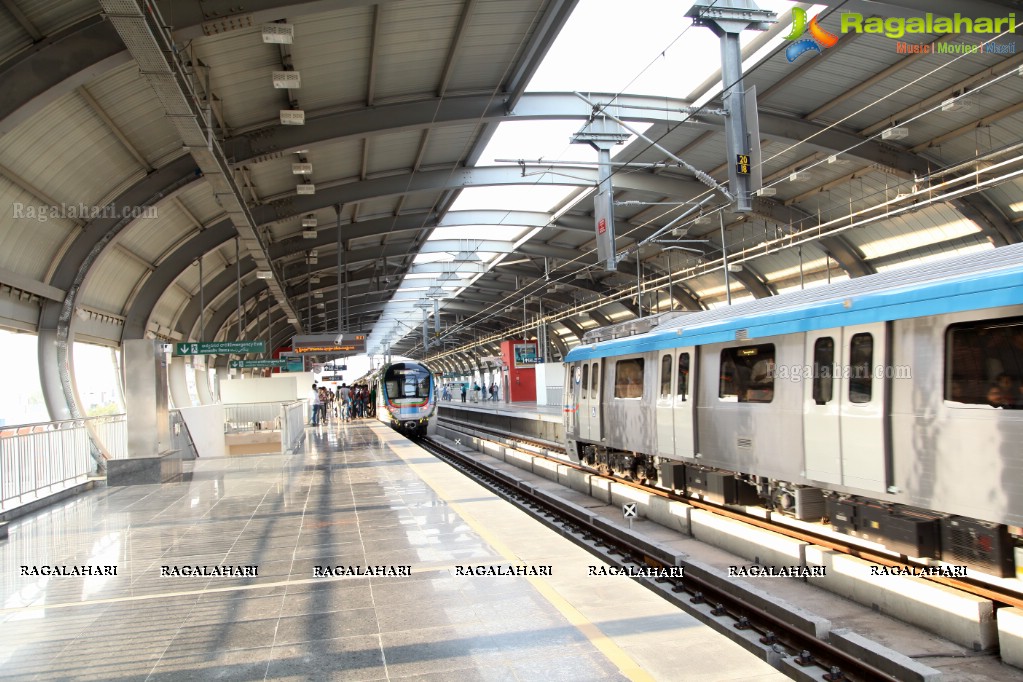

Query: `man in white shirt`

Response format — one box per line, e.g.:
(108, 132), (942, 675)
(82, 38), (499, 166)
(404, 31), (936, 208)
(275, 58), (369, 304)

(309, 383), (321, 426)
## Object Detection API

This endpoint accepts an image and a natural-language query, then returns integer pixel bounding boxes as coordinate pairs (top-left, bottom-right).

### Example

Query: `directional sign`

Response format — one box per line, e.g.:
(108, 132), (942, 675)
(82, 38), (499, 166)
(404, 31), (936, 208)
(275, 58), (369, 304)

(623, 503), (638, 518)
(229, 359), (286, 369)
(174, 340), (265, 356)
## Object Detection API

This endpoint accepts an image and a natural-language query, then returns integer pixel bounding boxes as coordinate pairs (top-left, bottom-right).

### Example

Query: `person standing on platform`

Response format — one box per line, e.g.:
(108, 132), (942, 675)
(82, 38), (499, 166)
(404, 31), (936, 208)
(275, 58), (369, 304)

(460, 384), (467, 402)
(309, 383), (321, 426)
(489, 382), (497, 402)
(318, 387), (332, 425)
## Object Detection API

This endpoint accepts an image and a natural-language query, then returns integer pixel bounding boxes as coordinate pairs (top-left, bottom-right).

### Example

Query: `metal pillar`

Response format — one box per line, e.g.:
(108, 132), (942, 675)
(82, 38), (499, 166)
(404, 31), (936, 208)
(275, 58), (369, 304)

(686, 1), (775, 212)
(571, 117), (630, 271)
(109, 340), (180, 485)
(720, 212), (732, 305)
(336, 205), (343, 332)
(198, 256), (205, 339)
(636, 254), (643, 318)
(422, 308), (428, 352)
(236, 238), (242, 337)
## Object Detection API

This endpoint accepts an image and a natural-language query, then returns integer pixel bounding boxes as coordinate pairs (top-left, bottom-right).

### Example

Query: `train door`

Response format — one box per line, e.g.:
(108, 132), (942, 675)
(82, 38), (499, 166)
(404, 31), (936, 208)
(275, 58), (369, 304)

(803, 329), (842, 484)
(579, 360), (602, 442)
(581, 361), (597, 443)
(673, 348), (696, 459)
(655, 352), (674, 456)
(566, 363), (581, 438)
(839, 323), (889, 493)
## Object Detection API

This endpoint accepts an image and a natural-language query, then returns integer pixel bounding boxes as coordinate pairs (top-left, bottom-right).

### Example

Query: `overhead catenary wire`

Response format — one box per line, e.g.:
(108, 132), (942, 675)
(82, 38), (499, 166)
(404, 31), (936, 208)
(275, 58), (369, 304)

(423, 4), (1023, 358)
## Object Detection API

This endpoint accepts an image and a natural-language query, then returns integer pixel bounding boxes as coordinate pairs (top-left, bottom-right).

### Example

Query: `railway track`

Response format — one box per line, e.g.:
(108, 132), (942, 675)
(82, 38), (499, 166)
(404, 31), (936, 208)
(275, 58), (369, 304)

(435, 415), (1023, 611)
(420, 432), (900, 682)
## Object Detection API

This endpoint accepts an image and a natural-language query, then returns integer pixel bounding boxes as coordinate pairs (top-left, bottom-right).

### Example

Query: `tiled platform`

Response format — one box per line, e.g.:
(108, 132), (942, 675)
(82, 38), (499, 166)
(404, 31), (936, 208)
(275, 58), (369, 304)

(0, 421), (784, 681)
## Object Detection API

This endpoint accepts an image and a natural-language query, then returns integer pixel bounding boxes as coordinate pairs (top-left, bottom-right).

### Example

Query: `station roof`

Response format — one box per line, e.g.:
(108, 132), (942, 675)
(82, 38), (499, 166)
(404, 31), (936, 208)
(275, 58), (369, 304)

(0, 0), (1021, 381)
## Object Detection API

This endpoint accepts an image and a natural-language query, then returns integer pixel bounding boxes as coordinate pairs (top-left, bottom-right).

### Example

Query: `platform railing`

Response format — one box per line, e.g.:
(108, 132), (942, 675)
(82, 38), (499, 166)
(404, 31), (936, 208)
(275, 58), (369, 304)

(281, 400), (306, 452)
(223, 402), (282, 433)
(91, 414), (129, 459)
(168, 410), (199, 459)
(0, 415), (125, 512)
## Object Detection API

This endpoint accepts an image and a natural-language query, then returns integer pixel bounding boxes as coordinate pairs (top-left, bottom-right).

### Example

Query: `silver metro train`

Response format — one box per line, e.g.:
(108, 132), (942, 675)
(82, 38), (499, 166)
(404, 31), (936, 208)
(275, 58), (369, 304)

(374, 361), (437, 437)
(563, 244), (1023, 578)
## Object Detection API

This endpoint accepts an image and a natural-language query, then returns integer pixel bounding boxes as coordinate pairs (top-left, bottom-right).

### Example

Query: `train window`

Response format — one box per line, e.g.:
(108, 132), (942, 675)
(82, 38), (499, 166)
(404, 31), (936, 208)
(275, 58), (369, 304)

(581, 364), (589, 399)
(660, 354), (672, 399)
(592, 363), (599, 399)
(848, 333), (873, 404)
(385, 365), (431, 402)
(677, 352), (690, 401)
(614, 358), (644, 399)
(719, 344), (775, 403)
(813, 337), (835, 405)
(946, 317), (1023, 407)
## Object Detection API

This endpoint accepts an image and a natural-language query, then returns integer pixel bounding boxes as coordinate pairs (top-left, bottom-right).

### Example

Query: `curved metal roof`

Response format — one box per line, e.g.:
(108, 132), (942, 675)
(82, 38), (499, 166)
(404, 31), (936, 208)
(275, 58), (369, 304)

(0, 0), (1020, 418)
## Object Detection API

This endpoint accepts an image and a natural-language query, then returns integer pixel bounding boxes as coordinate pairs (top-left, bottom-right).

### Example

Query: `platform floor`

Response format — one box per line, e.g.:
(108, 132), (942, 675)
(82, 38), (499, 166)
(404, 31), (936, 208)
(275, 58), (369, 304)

(0, 421), (784, 681)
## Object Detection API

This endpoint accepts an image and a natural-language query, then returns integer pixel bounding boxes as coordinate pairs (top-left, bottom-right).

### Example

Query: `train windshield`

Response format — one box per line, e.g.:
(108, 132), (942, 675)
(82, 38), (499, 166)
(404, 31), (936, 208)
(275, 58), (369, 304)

(384, 364), (431, 404)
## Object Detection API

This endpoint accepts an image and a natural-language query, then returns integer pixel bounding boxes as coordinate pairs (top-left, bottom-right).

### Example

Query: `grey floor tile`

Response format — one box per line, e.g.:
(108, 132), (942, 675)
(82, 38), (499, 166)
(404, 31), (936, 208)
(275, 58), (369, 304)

(274, 608), (379, 643)
(267, 634), (385, 681)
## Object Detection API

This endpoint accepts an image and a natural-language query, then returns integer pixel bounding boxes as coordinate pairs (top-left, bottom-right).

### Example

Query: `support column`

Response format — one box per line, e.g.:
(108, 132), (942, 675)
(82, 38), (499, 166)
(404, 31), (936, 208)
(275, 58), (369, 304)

(686, 1), (776, 213)
(108, 340), (181, 485)
(572, 118), (630, 271)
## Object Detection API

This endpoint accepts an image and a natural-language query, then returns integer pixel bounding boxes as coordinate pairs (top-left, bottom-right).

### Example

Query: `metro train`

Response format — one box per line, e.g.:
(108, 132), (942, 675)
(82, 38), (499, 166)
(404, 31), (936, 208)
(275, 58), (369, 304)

(562, 244), (1023, 578)
(373, 361), (437, 437)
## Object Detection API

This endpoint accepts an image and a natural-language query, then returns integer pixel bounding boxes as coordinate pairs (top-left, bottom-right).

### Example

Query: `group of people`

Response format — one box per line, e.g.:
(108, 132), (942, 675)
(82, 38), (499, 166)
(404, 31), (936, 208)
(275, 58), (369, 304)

(441, 381), (499, 402)
(309, 382), (375, 426)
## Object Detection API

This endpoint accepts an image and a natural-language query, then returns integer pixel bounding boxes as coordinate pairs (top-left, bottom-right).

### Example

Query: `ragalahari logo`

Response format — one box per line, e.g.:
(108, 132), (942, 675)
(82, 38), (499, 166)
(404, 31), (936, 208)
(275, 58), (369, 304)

(783, 7), (839, 62)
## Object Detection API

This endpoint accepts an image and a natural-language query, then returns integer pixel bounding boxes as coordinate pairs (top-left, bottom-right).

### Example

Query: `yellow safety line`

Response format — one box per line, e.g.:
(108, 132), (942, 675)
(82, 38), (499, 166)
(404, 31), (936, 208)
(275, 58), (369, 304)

(375, 423), (655, 682)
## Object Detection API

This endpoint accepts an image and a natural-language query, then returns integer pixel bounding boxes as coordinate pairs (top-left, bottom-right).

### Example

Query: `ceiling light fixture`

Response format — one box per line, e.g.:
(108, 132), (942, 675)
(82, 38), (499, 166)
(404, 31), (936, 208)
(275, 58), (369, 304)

(262, 24), (294, 44)
(280, 110), (304, 125)
(272, 71), (301, 89)
(881, 126), (909, 140)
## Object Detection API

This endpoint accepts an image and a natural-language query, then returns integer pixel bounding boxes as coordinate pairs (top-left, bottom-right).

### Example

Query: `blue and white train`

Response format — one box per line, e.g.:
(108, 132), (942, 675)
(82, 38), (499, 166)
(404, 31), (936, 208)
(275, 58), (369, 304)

(375, 361), (437, 437)
(563, 244), (1023, 577)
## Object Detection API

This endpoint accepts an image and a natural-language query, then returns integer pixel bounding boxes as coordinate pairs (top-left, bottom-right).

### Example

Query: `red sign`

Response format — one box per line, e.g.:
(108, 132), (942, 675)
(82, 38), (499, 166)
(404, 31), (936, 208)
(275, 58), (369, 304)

(597, 218), (606, 234)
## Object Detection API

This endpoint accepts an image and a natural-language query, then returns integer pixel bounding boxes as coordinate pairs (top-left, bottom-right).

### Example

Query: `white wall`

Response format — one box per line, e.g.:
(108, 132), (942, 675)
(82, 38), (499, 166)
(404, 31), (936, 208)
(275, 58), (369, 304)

(176, 404), (226, 458)
(273, 371), (315, 399)
(220, 375), (300, 404)
(535, 363), (566, 406)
